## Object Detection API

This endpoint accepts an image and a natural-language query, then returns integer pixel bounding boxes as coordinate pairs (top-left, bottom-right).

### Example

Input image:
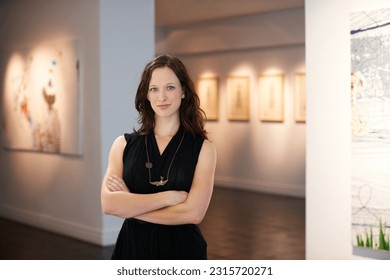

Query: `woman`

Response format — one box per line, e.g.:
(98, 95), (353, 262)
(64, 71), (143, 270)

(101, 54), (217, 259)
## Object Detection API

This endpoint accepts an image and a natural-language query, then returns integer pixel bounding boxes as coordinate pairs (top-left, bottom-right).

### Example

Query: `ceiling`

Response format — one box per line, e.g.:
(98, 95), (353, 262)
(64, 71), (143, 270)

(155, 0), (304, 26)
(0, 1), (305, 32)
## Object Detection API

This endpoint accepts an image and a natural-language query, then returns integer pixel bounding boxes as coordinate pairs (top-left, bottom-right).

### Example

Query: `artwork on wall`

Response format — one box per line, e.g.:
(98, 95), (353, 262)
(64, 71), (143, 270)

(193, 71), (305, 123)
(2, 40), (82, 155)
(196, 77), (219, 121)
(293, 73), (306, 123)
(350, 8), (390, 253)
(226, 76), (250, 121)
(258, 74), (284, 122)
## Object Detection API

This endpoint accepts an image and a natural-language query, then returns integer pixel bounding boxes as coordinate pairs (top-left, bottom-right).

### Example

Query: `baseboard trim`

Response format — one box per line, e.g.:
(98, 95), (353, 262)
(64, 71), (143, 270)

(0, 203), (103, 246)
(215, 176), (305, 198)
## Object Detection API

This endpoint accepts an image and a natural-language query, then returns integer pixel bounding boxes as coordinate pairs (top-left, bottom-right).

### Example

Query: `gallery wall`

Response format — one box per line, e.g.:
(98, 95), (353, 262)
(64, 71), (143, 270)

(0, 0), (102, 244)
(0, 0), (154, 246)
(157, 8), (306, 197)
(306, 0), (390, 259)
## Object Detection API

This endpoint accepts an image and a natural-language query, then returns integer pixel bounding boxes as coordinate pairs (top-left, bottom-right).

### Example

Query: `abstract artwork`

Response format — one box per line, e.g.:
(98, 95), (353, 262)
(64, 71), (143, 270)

(226, 76), (250, 121)
(258, 74), (284, 122)
(196, 77), (219, 121)
(2, 40), (81, 155)
(350, 8), (390, 253)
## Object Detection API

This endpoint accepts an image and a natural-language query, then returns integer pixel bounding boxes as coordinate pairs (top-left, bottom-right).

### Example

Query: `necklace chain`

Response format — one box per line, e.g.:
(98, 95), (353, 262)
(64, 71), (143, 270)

(145, 131), (185, 187)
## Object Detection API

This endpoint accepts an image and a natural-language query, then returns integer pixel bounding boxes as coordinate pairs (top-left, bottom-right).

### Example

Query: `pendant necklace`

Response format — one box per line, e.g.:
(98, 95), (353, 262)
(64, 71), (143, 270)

(145, 131), (185, 187)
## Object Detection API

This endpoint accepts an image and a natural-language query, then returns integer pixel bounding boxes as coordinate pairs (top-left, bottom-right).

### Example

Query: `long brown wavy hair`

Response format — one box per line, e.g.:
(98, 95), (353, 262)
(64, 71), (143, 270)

(134, 54), (207, 140)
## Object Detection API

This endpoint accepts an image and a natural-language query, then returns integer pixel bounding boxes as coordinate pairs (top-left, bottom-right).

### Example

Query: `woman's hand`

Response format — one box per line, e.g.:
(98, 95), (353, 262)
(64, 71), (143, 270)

(106, 175), (129, 193)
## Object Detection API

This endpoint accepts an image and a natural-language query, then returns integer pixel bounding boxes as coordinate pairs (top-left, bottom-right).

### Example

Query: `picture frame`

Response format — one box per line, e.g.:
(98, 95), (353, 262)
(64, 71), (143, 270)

(226, 76), (250, 121)
(293, 73), (306, 123)
(258, 74), (284, 122)
(196, 77), (219, 121)
(2, 40), (82, 155)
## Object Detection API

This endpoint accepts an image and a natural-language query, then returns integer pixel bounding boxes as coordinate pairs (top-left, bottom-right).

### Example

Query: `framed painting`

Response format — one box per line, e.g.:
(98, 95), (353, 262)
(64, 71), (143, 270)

(258, 74), (284, 122)
(294, 73), (306, 123)
(2, 40), (82, 155)
(226, 76), (250, 121)
(196, 77), (219, 121)
(350, 7), (390, 256)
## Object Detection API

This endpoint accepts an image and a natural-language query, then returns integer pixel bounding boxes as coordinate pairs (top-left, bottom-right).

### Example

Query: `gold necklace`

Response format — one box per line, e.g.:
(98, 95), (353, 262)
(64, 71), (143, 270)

(145, 131), (185, 187)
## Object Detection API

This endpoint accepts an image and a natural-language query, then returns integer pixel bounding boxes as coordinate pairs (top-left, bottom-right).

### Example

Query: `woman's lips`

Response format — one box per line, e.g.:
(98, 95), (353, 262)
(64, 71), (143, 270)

(157, 104), (170, 109)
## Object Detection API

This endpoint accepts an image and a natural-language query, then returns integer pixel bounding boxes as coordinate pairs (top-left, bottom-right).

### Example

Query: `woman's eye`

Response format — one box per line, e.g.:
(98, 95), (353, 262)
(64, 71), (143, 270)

(167, 85), (175, 91)
(149, 87), (158, 92)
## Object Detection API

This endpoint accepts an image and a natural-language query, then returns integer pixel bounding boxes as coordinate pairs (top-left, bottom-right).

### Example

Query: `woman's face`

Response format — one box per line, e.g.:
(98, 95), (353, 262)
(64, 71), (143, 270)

(147, 67), (183, 120)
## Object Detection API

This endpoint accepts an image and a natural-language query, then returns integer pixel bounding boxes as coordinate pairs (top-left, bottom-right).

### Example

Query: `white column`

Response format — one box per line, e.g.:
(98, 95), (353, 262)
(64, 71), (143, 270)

(99, 0), (155, 246)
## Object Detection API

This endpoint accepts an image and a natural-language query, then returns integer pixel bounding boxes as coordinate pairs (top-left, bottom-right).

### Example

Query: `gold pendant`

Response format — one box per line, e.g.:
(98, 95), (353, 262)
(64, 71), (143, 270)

(150, 176), (168, 187)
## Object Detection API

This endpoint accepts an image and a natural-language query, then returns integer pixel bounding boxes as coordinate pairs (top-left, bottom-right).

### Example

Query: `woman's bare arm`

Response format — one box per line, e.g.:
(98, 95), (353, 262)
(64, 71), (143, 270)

(101, 135), (188, 219)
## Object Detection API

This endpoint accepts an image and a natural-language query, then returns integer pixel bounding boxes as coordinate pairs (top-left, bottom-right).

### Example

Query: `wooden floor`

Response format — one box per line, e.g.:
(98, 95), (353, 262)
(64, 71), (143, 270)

(0, 187), (305, 260)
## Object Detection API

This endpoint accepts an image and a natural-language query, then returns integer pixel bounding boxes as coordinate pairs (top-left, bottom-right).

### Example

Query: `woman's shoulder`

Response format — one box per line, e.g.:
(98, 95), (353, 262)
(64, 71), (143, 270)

(195, 138), (217, 168)
(111, 135), (126, 151)
(124, 132), (139, 142)
(189, 133), (216, 158)
(110, 133), (143, 161)
(112, 132), (140, 149)
(201, 139), (216, 155)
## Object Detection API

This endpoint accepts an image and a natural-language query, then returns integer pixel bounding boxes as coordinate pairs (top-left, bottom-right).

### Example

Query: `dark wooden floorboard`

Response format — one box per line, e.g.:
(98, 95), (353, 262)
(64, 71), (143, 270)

(0, 187), (305, 260)
(200, 187), (305, 259)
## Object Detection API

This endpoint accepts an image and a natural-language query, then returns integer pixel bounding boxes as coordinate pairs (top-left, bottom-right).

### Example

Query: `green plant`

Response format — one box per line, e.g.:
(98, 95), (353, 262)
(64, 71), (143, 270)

(355, 220), (389, 251)
(378, 221), (389, 251)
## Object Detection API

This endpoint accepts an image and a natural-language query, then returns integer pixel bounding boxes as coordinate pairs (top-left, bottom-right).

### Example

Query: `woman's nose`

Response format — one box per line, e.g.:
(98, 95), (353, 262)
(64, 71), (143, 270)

(158, 90), (167, 101)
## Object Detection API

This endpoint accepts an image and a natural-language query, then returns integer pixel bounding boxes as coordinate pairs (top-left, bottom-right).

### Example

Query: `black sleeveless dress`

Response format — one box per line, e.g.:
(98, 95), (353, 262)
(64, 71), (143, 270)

(111, 126), (207, 259)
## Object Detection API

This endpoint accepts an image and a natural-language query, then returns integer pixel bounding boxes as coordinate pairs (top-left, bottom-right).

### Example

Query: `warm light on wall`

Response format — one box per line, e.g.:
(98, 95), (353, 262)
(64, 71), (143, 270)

(198, 70), (217, 77)
(229, 63), (255, 76)
(261, 67), (284, 75)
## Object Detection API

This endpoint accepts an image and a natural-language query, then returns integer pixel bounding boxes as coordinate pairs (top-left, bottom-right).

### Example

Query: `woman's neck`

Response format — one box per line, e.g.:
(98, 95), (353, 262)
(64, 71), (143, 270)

(154, 118), (180, 137)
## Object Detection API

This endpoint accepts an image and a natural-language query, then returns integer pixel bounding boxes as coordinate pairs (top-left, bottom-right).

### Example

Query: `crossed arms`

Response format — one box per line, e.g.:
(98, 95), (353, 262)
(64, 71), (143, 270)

(101, 135), (217, 225)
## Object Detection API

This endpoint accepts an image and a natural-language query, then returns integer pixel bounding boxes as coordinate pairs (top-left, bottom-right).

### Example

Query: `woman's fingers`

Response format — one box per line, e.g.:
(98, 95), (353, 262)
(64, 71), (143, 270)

(106, 175), (129, 192)
(106, 176), (120, 191)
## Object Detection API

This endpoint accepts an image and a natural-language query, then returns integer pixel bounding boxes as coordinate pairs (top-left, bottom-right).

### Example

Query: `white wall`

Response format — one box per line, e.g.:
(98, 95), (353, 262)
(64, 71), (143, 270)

(157, 8), (306, 197)
(0, 0), (102, 245)
(306, 0), (390, 259)
(99, 0), (154, 245)
(0, 0), (154, 246)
